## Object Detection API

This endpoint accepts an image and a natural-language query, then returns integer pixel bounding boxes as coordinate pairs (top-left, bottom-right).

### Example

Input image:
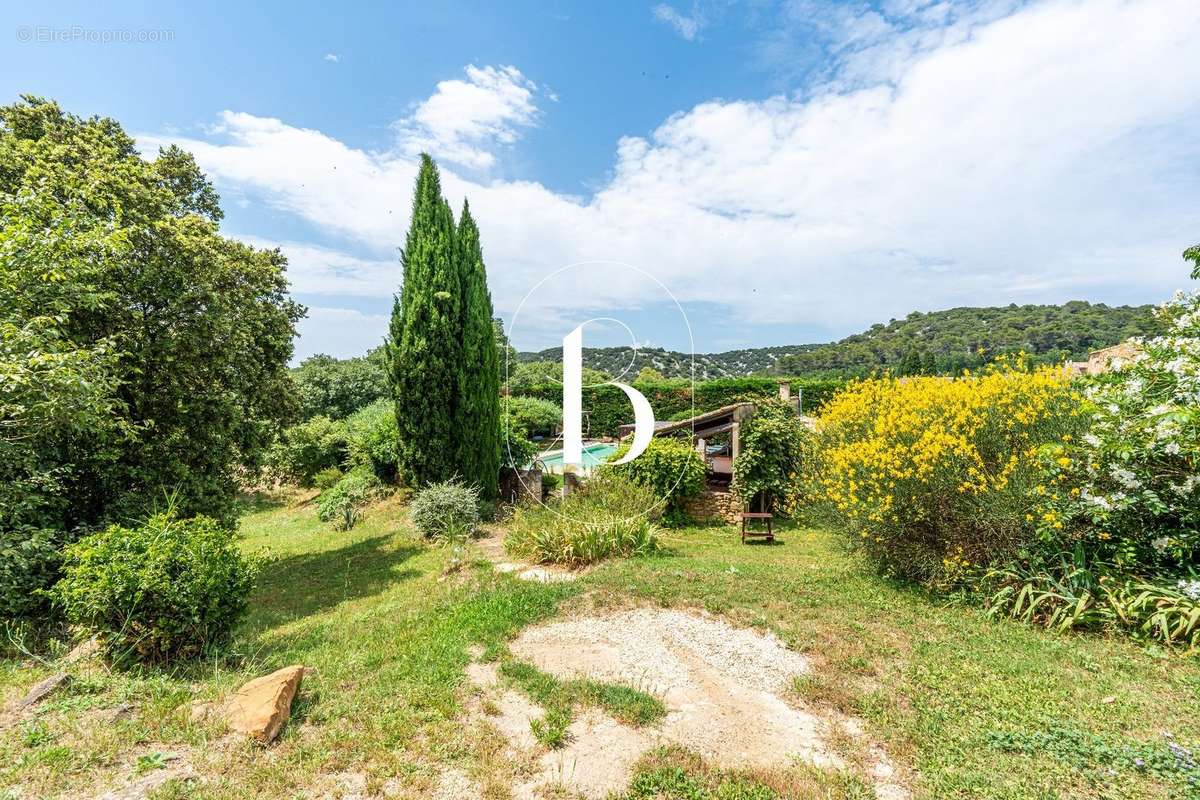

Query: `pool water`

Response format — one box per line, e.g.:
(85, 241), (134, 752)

(538, 442), (618, 472)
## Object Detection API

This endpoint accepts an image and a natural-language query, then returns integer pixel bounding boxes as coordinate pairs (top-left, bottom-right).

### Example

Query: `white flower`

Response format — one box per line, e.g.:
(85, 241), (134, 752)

(1109, 466), (1141, 490)
(1163, 441), (1181, 455)
(1083, 433), (1101, 448)
(1152, 537), (1172, 551)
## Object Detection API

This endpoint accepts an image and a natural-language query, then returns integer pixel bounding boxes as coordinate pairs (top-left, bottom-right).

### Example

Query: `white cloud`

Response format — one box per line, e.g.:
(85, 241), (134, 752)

(395, 64), (540, 169)
(144, 0), (1200, 352)
(234, 236), (396, 297)
(295, 307), (390, 361)
(324, 53), (340, 63)
(653, 3), (706, 40)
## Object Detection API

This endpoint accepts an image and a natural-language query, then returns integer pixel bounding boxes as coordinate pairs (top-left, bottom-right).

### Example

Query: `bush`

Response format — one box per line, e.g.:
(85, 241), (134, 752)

(0, 527), (63, 623)
(53, 513), (255, 664)
(503, 396), (561, 439)
(345, 399), (400, 482)
(1028, 286), (1199, 576)
(410, 480), (481, 539)
(732, 399), (813, 515)
(505, 474), (661, 566)
(502, 415), (539, 470)
(818, 360), (1082, 583)
(604, 437), (705, 524)
(317, 467), (383, 531)
(984, 265), (1200, 648)
(269, 415), (349, 486)
(312, 467), (344, 491)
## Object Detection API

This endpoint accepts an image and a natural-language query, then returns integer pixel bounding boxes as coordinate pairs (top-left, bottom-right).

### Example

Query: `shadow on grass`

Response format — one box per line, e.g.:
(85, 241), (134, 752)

(246, 533), (425, 632)
(235, 490), (290, 516)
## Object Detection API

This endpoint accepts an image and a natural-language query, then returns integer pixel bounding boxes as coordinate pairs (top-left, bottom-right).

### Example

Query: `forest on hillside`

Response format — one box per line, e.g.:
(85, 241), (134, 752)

(514, 301), (1159, 379)
(771, 301), (1160, 377)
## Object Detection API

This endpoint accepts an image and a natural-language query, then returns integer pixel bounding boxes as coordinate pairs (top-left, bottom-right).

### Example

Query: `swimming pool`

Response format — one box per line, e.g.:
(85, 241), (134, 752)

(537, 442), (618, 473)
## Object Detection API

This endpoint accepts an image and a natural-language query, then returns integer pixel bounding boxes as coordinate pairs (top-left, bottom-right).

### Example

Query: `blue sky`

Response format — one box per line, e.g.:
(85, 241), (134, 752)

(4, 0), (1199, 360)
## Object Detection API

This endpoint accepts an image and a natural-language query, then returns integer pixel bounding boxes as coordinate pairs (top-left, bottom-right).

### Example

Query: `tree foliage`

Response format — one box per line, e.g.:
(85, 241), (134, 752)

(773, 302), (1161, 377)
(387, 155), (462, 487)
(0, 96), (303, 534)
(732, 400), (812, 515)
(292, 348), (388, 420)
(387, 157), (501, 493)
(455, 202), (501, 498)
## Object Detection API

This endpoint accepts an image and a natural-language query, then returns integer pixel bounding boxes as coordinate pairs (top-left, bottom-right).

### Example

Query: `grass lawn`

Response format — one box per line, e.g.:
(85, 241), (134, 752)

(2, 492), (1198, 799)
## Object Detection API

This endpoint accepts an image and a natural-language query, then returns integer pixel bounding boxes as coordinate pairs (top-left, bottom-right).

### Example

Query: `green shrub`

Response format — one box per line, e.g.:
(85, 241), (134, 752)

(317, 467), (383, 531)
(410, 480), (481, 539)
(732, 400), (813, 515)
(345, 399), (400, 482)
(505, 475), (661, 566)
(53, 513), (255, 664)
(541, 472), (563, 496)
(268, 415), (349, 486)
(605, 437), (705, 524)
(0, 527), (63, 623)
(818, 362), (1082, 583)
(501, 415), (539, 470)
(503, 396), (561, 438)
(312, 467), (344, 491)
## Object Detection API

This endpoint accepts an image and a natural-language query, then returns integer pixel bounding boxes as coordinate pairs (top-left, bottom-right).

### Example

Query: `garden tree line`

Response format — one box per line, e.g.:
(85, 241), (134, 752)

(0, 97), (301, 624)
(387, 155), (500, 497)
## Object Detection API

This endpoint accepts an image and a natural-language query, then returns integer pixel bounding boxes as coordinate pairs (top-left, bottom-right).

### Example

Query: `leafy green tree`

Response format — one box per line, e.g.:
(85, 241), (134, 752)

(921, 350), (938, 375)
(455, 201), (501, 498)
(732, 400), (811, 515)
(636, 366), (665, 382)
(1185, 242), (1200, 280)
(898, 348), (922, 376)
(494, 318), (517, 378)
(387, 155), (463, 486)
(292, 348), (388, 420)
(0, 97), (302, 528)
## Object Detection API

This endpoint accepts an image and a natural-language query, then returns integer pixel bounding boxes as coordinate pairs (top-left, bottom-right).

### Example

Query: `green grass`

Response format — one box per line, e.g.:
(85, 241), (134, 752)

(498, 657), (667, 746)
(1, 492), (1197, 799)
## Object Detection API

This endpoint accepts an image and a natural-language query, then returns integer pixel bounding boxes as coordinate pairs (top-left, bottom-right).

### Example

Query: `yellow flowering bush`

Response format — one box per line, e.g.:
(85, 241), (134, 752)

(817, 359), (1083, 582)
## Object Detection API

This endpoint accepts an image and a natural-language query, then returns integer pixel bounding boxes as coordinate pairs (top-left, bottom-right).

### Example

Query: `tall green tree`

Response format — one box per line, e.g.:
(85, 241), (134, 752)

(387, 155), (463, 486)
(455, 201), (501, 497)
(0, 97), (303, 530)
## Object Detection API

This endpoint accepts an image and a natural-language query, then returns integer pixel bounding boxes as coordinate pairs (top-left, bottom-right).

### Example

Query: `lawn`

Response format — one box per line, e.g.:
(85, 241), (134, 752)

(1, 493), (1197, 799)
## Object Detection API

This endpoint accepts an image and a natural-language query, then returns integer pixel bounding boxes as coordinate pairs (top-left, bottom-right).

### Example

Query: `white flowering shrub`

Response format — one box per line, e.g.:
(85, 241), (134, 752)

(1036, 282), (1199, 572)
(988, 251), (1199, 647)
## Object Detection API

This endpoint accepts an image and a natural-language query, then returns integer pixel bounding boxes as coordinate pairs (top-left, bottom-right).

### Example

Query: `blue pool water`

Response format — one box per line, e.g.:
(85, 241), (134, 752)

(537, 442), (618, 471)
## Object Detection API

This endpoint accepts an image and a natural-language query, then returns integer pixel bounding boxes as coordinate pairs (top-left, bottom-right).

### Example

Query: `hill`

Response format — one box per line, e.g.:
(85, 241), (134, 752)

(770, 301), (1161, 376)
(518, 301), (1160, 379)
(516, 344), (819, 380)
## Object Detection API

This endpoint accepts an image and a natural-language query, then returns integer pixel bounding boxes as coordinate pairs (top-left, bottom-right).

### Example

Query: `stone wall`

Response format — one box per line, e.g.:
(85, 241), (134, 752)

(500, 468), (543, 505)
(683, 488), (742, 525)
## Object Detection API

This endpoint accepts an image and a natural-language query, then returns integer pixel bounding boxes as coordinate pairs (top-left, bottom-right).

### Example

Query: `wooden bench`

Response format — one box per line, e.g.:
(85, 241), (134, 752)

(740, 512), (774, 543)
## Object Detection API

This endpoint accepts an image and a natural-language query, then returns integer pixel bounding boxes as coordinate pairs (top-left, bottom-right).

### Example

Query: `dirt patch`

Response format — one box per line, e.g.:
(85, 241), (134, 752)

(511, 608), (831, 771)
(465, 608), (909, 799)
(474, 529), (578, 583)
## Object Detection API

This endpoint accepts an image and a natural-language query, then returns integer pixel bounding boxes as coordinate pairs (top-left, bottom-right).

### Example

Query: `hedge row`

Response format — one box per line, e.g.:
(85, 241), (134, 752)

(515, 377), (843, 437)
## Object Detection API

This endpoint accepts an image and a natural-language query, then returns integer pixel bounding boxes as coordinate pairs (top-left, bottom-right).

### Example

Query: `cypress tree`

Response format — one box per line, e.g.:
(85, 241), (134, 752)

(455, 200), (501, 498)
(387, 155), (463, 486)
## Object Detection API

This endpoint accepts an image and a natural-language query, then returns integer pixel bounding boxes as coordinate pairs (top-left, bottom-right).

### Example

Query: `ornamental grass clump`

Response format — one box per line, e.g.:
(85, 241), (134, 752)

(505, 474), (661, 566)
(818, 359), (1083, 583)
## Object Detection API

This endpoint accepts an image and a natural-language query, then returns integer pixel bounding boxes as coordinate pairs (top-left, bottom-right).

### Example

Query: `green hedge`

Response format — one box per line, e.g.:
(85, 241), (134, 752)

(515, 377), (842, 437)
